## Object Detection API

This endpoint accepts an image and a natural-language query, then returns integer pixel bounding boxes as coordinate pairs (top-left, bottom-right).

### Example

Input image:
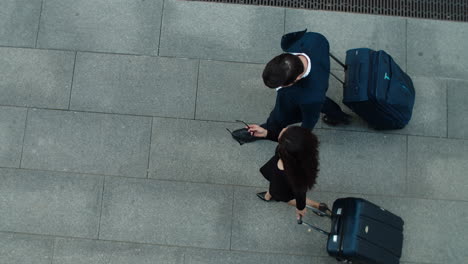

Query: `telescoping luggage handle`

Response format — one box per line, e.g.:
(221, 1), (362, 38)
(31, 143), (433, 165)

(329, 52), (346, 86)
(297, 215), (329, 236)
(297, 205), (343, 239)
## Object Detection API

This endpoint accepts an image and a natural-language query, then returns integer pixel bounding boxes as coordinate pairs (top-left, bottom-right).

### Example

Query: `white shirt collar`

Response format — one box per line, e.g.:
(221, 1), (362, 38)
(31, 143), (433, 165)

(275, 53), (311, 91)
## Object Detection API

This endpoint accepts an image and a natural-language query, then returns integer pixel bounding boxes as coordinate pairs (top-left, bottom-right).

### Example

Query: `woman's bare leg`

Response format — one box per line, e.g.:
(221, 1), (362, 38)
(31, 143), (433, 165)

(264, 191), (272, 201)
(287, 198), (320, 208)
(306, 198), (321, 209)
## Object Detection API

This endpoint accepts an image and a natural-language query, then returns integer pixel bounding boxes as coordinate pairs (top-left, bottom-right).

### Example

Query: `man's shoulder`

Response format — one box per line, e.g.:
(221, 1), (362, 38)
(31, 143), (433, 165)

(296, 79), (327, 99)
(281, 30), (328, 50)
(293, 32), (328, 46)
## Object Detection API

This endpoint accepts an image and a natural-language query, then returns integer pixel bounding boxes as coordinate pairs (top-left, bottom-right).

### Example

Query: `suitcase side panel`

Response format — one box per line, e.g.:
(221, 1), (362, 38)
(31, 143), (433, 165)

(344, 214), (403, 258)
(348, 237), (401, 264)
(358, 199), (404, 231)
(372, 51), (415, 124)
(343, 100), (405, 129)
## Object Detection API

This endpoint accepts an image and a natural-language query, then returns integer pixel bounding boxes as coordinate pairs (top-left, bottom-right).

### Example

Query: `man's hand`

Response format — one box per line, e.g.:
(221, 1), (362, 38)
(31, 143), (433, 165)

(247, 124), (268, 138)
(296, 208), (307, 220)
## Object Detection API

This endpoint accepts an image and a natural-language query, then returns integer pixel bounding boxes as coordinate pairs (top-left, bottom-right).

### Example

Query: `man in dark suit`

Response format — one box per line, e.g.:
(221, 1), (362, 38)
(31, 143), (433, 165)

(233, 30), (351, 142)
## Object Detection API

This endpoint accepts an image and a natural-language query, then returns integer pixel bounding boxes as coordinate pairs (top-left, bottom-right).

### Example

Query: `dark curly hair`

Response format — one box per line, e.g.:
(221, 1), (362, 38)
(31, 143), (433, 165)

(262, 53), (304, 88)
(278, 126), (319, 193)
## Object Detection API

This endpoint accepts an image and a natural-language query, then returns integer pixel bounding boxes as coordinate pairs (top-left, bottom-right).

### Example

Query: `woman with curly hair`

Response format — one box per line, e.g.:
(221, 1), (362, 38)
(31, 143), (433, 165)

(247, 125), (330, 219)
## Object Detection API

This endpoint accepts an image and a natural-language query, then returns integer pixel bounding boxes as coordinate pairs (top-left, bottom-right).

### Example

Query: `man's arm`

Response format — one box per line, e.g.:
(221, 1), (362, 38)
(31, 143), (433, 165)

(259, 99), (287, 142)
(260, 119), (282, 142)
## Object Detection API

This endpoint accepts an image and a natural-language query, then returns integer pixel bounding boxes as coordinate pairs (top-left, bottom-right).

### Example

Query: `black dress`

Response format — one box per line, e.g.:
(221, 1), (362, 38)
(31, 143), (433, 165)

(260, 152), (307, 210)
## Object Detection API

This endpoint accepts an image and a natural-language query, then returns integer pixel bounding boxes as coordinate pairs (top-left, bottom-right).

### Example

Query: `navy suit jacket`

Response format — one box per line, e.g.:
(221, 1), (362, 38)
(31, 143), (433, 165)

(263, 30), (330, 141)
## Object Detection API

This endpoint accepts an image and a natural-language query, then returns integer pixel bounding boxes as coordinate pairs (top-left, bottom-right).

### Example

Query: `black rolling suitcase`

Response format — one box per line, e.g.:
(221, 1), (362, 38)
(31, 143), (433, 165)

(329, 49), (415, 130)
(299, 197), (404, 264)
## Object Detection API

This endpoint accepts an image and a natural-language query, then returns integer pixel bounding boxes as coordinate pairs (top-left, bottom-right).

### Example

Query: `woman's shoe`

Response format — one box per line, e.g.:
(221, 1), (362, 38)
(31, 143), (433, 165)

(311, 203), (332, 217)
(318, 203), (332, 215)
(256, 191), (273, 202)
(322, 113), (352, 126)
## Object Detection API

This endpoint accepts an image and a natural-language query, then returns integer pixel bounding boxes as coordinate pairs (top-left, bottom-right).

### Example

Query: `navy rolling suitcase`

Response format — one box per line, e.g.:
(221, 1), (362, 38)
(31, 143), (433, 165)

(332, 49), (415, 129)
(299, 197), (404, 264)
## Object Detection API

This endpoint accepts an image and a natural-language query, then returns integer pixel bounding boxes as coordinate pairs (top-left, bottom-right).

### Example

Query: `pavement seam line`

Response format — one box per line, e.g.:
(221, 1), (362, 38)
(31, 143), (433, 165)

(0, 228), (444, 264)
(157, 0), (166, 56)
(446, 81), (449, 138)
(34, 0), (44, 48)
(405, 18), (408, 71)
(405, 135), (409, 196)
(97, 176), (106, 239)
(146, 118), (154, 179)
(68, 52), (78, 110)
(194, 59), (201, 119)
(18, 108), (29, 169)
(0, 44), (268, 66)
(0, 230), (325, 259)
(229, 187), (235, 250)
(50, 237), (57, 264)
(283, 8), (286, 34)
(3, 165), (467, 204)
(0, 104), (252, 125)
(1, 103), (463, 140)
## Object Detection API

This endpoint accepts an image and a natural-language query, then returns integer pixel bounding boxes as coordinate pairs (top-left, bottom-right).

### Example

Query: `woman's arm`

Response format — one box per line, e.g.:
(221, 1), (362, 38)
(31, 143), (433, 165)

(288, 191), (308, 220)
(294, 191), (307, 211)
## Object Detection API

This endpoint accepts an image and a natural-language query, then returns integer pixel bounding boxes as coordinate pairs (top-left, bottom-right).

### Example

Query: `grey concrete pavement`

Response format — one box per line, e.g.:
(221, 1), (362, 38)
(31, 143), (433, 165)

(1, 0), (467, 263)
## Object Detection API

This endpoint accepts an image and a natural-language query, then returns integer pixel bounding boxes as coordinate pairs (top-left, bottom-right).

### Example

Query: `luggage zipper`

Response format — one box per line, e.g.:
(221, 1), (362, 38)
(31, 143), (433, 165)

(367, 54), (401, 127)
(381, 56), (409, 121)
(371, 54), (407, 124)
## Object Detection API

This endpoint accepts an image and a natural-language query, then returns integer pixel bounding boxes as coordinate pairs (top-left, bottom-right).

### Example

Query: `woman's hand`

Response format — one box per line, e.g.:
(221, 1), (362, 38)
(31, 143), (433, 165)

(247, 124), (268, 138)
(296, 208), (307, 220)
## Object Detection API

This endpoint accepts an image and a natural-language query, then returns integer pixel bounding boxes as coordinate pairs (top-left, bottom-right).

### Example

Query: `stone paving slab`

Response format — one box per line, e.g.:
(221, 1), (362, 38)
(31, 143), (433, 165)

(314, 129), (407, 196)
(0, 168), (103, 238)
(21, 109), (151, 177)
(0, 233), (54, 264)
(71, 52), (198, 118)
(369, 195), (468, 263)
(231, 187), (336, 256)
(37, 0), (163, 55)
(1, 0), (468, 262)
(447, 79), (468, 139)
(0, 47), (75, 109)
(149, 117), (275, 186)
(285, 10), (407, 70)
(397, 77), (447, 137)
(0, 106), (27, 168)
(183, 248), (313, 264)
(99, 177), (234, 249)
(159, 0), (284, 63)
(53, 237), (185, 264)
(196, 60), (276, 123)
(0, 0), (42, 47)
(233, 186), (468, 262)
(407, 19), (468, 80)
(407, 136), (468, 201)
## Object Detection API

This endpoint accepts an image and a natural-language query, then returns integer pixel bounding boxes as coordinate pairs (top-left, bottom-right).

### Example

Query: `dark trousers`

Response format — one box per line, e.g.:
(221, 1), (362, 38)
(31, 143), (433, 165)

(321, 97), (346, 119)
